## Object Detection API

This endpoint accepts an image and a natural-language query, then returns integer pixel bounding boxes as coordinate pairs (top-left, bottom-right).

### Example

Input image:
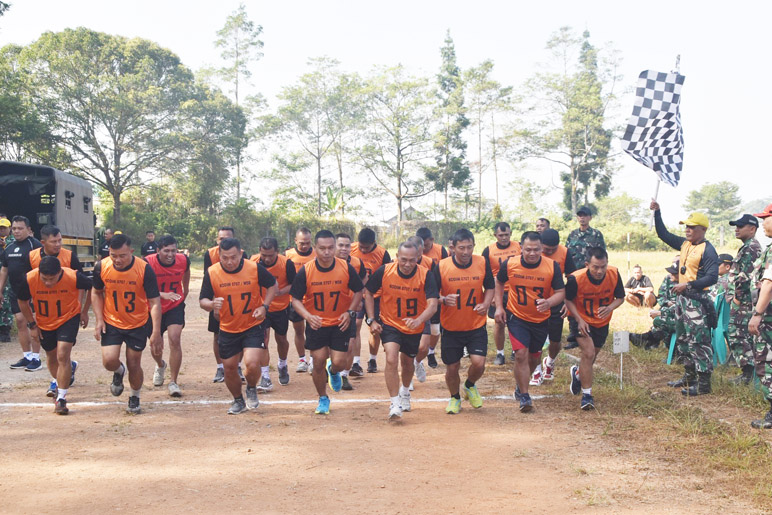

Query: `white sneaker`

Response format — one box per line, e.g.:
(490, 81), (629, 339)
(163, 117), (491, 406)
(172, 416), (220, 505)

(399, 392), (411, 412)
(168, 381), (182, 397)
(296, 360), (309, 373)
(415, 360), (427, 383)
(529, 365), (543, 386)
(388, 403), (403, 420)
(542, 356), (555, 381)
(153, 361), (166, 387)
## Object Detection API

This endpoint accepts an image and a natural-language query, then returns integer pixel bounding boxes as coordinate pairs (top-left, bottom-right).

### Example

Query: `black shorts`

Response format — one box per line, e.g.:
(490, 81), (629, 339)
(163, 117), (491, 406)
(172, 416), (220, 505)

(440, 325), (488, 365)
(548, 304), (564, 343)
(380, 324), (421, 357)
(288, 303), (304, 323)
(9, 290), (32, 316)
(161, 303), (185, 334)
(305, 325), (350, 352)
(488, 291), (508, 319)
(357, 297), (380, 319)
(266, 308), (290, 336)
(101, 319), (152, 352)
(208, 311), (220, 334)
(40, 314), (80, 352)
(348, 317), (358, 340)
(507, 315), (549, 354)
(583, 324), (610, 349)
(430, 303), (441, 324)
(218, 323), (266, 360)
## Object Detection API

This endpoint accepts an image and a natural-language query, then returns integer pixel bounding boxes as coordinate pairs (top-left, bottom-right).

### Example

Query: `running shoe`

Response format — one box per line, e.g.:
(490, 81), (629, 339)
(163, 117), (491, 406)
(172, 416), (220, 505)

(228, 397), (247, 415)
(415, 360), (427, 383)
(308, 357), (314, 374)
(46, 380), (57, 398)
(427, 354), (438, 369)
(389, 403), (403, 420)
(462, 384), (483, 409)
(278, 365), (290, 386)
(529, 367), (543, 386)
(70, 361), (78, 386)
(569, 365), (581, 395)
(126, 396), (141, 414)
(55, 398), (69, 415)
(25, 358), (42, 372)
(110, 363), (125, 396)
(514, 385), (522, 401)
(296, 360), (309, 373)
(519, 393), (533, 413)
(349, 362), (364, 377)
(9, 357), (31, 369)
(580, 393), (595, 410)
(245, 386), (259, 409)
(399, 392), (411, 412)
(257, 376), (274, 393)
(367, 358), (377, 373)
(315, 395), (330, 415)
(153, 360), (166, 387)
(445, 397), (461, 414)
(542, 356), (555, 381)
(342, 376), (353, 391)
(493, 353), (505, 366)
(327, 359), (342, 392)
(168, 382), (182, 398)
(212, 367), (225, 383)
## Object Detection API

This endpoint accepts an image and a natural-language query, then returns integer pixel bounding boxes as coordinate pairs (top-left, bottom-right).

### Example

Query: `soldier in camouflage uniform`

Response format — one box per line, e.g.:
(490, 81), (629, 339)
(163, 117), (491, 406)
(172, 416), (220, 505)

(708, 254), (732, 301)
(725, 215), (763, 384)
(749, 204), (772, 429)
(564, 206), (606, 347)
(0, 217), (14, 342)
(651, 201), (719, 396)
(631, 262), (678, 349)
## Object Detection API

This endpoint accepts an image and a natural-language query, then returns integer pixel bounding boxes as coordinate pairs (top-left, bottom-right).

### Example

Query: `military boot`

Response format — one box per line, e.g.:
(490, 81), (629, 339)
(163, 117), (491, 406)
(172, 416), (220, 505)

(0, 325), (10, 343)
(751, 401), (772, 429)
(630, 332), (648, 348)
(681, 372), (712, 396)
(667, 366), (696, 388)
(730, 364), (755, 385)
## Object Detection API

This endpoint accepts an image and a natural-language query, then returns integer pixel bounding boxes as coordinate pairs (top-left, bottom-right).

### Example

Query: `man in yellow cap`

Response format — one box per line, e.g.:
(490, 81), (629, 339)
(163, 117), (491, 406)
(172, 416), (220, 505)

(0, 217), (12, 342)
(650, 201), (719, 396)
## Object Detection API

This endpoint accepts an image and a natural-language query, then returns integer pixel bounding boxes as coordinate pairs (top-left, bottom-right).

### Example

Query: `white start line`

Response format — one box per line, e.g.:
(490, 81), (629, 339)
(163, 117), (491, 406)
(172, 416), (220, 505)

(0, 394), (552, 409)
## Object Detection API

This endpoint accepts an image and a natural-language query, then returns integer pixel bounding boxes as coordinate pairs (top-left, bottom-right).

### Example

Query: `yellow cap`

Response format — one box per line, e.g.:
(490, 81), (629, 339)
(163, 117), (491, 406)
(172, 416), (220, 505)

(0, 218), (9, 228)
(679, 212), (709, 229)
(114, 230), (123, 235)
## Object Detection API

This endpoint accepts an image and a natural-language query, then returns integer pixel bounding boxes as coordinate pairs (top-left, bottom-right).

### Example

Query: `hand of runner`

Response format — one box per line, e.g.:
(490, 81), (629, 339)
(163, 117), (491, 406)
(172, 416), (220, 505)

(80, 309), (89, 329)
(472, 303), (487, 316)
(443, 294), (459, 307)
(337, 312), (350, 331)
(494, 308), (506, 325)
(597, 305), (613, 319)
(369, 320), (382, 335)
(252, 306), (266, 320)
(535, 298), (551, 313)
(160, 291), (181, 302)
(577, 318), (591, 338)
(212, 297), (224, 311)
(402, 318), (421, 331)
(307, 314), (323, 330)
(560, 304), (568, 318)
(94, 320), (105, 341)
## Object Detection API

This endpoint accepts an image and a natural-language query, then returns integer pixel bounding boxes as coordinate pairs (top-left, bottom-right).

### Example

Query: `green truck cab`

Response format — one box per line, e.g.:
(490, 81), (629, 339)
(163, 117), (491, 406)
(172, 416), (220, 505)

(0, 160), (96, 273)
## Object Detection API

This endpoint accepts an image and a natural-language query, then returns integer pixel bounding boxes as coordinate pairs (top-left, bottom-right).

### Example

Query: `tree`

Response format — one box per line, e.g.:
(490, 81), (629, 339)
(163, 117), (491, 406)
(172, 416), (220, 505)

(355, 66), (435, 223)
(511, 27), (618, 214)
(20, 28), (235, 223)
(683, 181), (742, 224)
(464, 60), (513, 219)
(214, 3), (264, 200)
(425, 31), (470, 216)
(0, 2), (9, 17)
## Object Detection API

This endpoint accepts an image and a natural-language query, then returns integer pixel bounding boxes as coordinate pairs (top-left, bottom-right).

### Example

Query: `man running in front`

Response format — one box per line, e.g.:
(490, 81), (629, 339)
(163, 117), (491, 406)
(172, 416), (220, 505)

(285, 228), (317, 373)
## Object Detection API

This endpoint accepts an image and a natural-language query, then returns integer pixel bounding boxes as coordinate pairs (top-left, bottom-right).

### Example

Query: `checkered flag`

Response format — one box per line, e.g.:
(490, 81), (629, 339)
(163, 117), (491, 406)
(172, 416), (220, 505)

(621, 70), (685, 187)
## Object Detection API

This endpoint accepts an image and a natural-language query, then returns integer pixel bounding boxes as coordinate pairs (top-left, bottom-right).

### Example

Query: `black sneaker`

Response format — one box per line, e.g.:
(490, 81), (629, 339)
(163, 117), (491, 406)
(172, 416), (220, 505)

(25, 358), (42, 372)
(278, 365), (290, 386)
(519, 393), (533, 413)
(55, 398), (69, 415)
(564, 341), (579, 350)
(69, 361), (78, 387)
(228, 397), (247, 415)
(493, 353), (505, 366)
(126, 396), (141, 414)
(349, 363), (364, 377)
(514, 385), (522, 401)
(581, 393), (595, 410)
(367, 358), (377, 373)
(427, 354), (438, 369)
(569, 365), (581, 395)
(212, 367), (225, 383)
(46, 381), (58, 398)
(342, 376), (354, 391)
(110, 363), (125, 396)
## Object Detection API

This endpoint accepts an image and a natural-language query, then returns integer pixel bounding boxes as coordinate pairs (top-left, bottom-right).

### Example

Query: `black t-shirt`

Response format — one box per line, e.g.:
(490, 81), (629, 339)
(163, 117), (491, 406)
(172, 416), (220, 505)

(99, 241), (111, 259)
(290, 260), (365, 300)
(141, 241), (158, 257)
(199, 259), (276, 300)
(366, 264), (439, 298)
(92, 257), (161, 299)
(17, 270), (93, 301)
(1, 236), (42, 294)
(203, 248), (248, 271)
(624, 275), (653, 290)
(37, 247), (84, 273)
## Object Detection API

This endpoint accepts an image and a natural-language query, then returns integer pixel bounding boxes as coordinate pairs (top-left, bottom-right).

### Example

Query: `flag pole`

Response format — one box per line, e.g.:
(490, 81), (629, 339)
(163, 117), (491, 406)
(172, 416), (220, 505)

(650, 178), (660, 229)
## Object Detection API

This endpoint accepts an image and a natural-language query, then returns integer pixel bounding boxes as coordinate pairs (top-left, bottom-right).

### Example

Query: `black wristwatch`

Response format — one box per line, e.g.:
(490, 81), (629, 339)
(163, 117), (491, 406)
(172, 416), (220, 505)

(365, 317), (374, 326)
(348, 310), (357, 318)
(262, 304), (270, 312)
(27, 321), (36, 329)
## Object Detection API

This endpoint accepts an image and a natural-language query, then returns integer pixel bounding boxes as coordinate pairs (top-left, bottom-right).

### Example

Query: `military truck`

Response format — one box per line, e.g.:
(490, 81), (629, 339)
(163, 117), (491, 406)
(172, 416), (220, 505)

(0, 160), (97, 272)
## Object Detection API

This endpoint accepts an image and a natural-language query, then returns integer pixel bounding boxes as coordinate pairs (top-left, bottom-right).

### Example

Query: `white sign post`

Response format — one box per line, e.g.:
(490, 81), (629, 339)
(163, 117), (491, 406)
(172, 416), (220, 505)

(612, 331), (630, 389)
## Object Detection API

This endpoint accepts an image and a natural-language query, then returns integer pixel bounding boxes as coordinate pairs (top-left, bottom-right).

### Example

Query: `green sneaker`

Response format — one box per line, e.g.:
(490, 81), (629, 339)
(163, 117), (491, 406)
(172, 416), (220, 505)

(462, 384), (483, 409)
(445, 397), (461, 414)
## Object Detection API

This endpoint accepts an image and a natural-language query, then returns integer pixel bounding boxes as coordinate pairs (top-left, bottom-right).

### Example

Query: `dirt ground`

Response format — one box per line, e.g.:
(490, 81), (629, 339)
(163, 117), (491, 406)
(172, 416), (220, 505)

(0, 277), (764, 514)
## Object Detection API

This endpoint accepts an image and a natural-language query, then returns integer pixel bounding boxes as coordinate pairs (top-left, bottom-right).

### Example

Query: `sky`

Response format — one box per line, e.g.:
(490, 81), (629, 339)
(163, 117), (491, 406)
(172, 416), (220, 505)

(1, 0), (771, 229)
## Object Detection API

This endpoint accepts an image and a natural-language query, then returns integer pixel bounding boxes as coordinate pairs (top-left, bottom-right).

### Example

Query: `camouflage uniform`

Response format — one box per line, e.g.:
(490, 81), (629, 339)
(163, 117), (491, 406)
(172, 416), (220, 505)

(0, 235), (15, 333)
(657, 275), (676, 306)
(709, 273), (729, 302)
(753, 244), (772, 401)
(566, 227), (606, 271)
(650, 275), (677, 340)
(726, 238), (762, 368)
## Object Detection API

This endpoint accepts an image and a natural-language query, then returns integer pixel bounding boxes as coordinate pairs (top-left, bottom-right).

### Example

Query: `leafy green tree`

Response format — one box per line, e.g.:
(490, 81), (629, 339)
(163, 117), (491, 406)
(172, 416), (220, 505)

(511, 27), (617, 214)
(683, 181), (742, 224)
(214, 3), (263, 200)
(355, 66), (435, 223)
(0, 2), (9, 17)
(19, 28), (230, 224)
(425, 31), (470, 216)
